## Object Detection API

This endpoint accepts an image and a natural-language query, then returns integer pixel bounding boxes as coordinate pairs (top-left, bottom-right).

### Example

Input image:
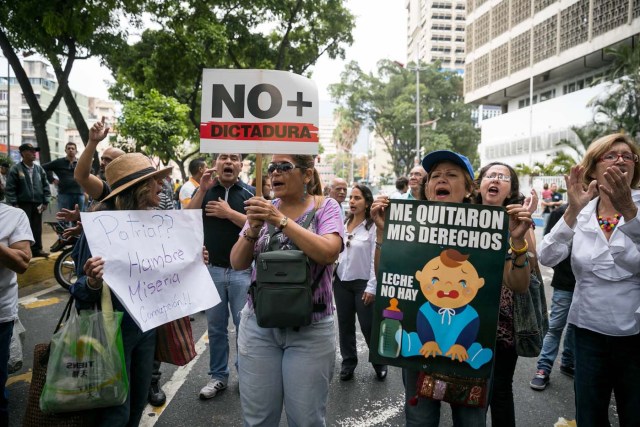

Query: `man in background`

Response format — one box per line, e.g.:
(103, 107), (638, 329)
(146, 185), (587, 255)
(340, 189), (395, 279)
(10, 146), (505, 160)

(328, 177), (348, 220)
(187, 153), (254, 400)
(179, 158), (206, 208)
(389, 176), (409, 199)
(42, 142), (84, 215)
(399, 166), (425, 200)
(4, 144), (51, 258)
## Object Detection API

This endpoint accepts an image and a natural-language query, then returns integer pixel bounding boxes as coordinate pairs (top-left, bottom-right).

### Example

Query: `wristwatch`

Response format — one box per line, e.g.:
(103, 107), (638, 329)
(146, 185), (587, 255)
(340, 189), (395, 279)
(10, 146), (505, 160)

(279, 216), (289, 230)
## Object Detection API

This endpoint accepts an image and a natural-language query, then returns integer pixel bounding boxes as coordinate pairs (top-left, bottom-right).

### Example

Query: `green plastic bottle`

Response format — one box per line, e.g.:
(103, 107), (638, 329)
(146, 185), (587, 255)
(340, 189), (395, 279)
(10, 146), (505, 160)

(378, 298), (403, 358)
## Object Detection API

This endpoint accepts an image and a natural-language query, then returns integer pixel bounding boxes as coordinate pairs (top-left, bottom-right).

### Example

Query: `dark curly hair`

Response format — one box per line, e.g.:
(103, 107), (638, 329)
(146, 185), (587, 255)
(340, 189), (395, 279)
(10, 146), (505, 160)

(474, 162), (524, 206)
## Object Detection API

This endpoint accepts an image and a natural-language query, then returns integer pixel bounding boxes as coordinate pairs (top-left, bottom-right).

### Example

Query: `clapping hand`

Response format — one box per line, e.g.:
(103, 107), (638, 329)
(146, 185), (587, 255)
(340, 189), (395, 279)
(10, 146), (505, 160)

(56, 204), (81, 223)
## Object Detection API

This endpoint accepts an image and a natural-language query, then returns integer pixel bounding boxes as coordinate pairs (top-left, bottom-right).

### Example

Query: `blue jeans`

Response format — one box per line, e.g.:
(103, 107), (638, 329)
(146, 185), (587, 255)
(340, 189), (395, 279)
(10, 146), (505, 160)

(206, 265), (251, 382)
(98, 325), (156, 427)
(537, 289), (575, 374)
(0, 321), (14, 426)
(403, 368), (486, 427)
(57, 193), (84, 212)
(237, 305), (335, 427)
(574, 327), (640, 427)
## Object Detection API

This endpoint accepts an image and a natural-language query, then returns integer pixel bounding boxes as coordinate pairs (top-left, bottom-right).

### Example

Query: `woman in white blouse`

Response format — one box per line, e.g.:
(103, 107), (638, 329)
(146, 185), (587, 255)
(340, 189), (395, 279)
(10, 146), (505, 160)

(538, 133), (640, 427)
(334, 184), (388, 382)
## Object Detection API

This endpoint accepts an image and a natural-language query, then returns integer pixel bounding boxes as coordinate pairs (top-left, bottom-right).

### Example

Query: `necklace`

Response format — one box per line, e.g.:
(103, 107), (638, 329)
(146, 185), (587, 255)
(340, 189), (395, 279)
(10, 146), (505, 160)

(597, 213), (620, 232)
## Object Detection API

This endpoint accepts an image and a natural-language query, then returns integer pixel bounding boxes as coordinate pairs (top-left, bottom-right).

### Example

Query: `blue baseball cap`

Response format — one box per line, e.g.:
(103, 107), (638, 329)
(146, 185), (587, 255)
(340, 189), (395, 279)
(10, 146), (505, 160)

(421, 150), (474, 179)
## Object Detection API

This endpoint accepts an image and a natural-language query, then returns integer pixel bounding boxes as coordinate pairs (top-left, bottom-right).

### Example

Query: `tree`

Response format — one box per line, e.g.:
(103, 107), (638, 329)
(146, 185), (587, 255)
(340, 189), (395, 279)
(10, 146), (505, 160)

(590, 44), (640, 139)
(117, 90), (198, 179)
(107, 0), (355, 134)
(329, 60), (479, 177)
(0, 0), (146, 163)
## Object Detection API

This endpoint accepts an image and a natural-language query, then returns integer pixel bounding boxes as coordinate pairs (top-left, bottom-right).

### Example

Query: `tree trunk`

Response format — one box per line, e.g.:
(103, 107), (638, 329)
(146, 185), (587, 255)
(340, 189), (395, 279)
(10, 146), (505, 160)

(62, 86), (100, 171)
(32, 116), (51, 163)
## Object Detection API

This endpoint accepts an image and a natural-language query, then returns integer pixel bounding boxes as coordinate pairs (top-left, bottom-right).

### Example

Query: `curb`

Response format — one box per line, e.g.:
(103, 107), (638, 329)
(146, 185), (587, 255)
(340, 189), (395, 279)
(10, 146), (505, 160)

(17, 252), (61, 288)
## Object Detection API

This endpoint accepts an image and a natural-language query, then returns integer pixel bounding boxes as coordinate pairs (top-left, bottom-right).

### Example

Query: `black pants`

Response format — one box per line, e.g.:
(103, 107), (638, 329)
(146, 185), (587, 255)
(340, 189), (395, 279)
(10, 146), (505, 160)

(333, 277), (381, 371)
(17, 202), (42, 251)
(489, 344), (519, 427)
(151, 359), (162, 383)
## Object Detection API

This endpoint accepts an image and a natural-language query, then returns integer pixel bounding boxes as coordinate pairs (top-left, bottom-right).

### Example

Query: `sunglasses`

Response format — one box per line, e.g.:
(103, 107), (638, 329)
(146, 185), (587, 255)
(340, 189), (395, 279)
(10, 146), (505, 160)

(267, 162), (302, 175)
(345, 233), (354, 248)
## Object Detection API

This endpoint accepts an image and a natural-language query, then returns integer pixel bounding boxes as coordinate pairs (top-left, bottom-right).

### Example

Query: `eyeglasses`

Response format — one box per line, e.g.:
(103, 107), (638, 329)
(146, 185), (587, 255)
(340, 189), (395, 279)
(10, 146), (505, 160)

(345, 233), (354, 248)
(267, 162), (301, 174)
(483, 173), (511, 182)
(599, 151), (639, 164)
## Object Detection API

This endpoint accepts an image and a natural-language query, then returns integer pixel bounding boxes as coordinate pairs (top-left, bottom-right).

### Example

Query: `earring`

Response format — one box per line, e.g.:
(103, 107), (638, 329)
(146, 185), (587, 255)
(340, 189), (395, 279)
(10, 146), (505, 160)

(302, 184), (308, 201)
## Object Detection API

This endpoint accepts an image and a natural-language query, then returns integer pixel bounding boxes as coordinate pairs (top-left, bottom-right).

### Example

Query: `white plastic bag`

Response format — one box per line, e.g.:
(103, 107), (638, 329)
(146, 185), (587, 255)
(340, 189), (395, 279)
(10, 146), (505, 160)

(8, 317), (26, 374)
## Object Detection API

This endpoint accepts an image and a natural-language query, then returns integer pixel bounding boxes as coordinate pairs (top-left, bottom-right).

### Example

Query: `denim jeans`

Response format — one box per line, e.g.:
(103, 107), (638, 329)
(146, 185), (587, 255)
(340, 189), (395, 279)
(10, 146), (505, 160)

(574, 327), (640, 427)
(0, 320), (14, 426)
(489, 345), (519, 427)
(206, 265), (251, 382)
(537, 289), (574, 374)
(403, 368), (486, 427)
(99, 325), (156, 427)
(237, 305), (335, 427)
(57, 193), (85, 213)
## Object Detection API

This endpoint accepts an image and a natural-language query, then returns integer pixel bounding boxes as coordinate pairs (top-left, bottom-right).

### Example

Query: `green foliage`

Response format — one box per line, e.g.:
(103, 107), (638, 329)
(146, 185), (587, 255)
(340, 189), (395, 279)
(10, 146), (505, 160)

(117, 90), (197, 166)
(329, 60), (479, 177)
(590, 44), (640, 139)
(0, 154), (13, 167)
(107, 0), (355, 133)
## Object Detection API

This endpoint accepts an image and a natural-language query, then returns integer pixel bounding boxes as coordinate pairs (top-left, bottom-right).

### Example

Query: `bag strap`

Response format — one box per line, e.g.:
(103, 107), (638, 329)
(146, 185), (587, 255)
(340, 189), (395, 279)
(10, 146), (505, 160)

(53, 296), (75, 334)
(266, 201), (319, 252)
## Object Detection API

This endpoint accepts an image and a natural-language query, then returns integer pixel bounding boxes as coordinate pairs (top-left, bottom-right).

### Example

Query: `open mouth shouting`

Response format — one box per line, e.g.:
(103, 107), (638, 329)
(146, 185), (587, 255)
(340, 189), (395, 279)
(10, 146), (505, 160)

(434, 187), (451, 200)
(437, 290), (459, 298)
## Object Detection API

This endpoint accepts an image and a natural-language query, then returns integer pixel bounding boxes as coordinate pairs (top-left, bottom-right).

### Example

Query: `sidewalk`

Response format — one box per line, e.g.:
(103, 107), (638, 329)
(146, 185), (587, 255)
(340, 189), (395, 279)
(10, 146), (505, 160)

(17, 223), (62, 288)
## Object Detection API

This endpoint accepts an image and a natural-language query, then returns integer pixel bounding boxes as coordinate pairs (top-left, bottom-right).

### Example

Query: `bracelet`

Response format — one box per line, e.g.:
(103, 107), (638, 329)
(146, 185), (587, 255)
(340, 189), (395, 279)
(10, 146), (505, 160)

(243, 230), (258, 243)
(511, 253), (529, 270)
(509, 238), (528, 255)
(375, 241), (382, 250)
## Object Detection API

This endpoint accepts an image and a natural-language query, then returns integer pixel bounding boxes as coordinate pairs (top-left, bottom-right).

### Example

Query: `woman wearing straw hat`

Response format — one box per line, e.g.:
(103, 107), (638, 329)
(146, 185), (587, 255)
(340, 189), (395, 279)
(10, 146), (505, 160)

(70, 153), (193, 425)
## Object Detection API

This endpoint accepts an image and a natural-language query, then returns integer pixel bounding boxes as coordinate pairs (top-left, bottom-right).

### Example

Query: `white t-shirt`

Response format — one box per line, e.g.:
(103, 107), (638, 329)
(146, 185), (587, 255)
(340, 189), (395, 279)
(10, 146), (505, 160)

(179, 178), (199, 208)
(0, 204), (34, 322)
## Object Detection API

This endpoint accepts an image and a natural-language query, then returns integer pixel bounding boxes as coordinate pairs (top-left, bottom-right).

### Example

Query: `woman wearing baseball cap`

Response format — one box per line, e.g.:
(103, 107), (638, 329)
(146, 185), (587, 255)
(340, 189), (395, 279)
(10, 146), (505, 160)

(371, 150), (532, 426)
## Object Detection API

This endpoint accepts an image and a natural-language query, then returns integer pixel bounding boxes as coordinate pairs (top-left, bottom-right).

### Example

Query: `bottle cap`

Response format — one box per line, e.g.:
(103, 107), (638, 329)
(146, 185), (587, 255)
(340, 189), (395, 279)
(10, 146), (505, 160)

(383, 298), (403, 320)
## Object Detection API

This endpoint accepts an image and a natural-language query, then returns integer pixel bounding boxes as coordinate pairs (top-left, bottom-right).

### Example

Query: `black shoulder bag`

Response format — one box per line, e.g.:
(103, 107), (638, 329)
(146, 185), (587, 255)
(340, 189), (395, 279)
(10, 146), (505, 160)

(251, 207), (327, 329)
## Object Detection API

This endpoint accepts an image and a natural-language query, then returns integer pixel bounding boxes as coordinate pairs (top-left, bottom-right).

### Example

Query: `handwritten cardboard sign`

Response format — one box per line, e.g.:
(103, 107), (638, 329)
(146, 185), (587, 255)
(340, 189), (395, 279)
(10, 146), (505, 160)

(81, 210), (220, 332)
(370, 200), (509, 406)
(200, 69), (319, 154)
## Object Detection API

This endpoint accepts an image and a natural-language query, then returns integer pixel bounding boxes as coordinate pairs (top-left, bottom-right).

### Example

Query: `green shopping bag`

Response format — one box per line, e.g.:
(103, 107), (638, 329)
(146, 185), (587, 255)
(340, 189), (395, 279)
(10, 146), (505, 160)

(40, 284), (129, 413)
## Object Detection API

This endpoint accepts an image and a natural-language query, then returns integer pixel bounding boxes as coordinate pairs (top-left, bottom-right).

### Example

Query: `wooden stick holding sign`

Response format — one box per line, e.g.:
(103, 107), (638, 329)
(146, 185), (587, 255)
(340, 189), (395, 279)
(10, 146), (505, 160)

(199, 69), (320, 186)
(255, 154), (263, 197)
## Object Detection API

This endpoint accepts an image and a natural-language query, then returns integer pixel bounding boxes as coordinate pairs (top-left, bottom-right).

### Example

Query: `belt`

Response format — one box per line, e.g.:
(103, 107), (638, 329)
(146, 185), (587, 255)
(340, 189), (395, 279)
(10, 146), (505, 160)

(210, 261), (231, 269)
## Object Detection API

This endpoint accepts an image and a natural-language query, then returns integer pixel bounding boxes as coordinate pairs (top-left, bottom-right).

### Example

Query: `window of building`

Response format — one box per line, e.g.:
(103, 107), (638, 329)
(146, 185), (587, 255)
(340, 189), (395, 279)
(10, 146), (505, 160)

(0, 107), (6, 116)
(22, 120), (34, 130)
(0, 91), (6, 102)
(0, 135), (6, 144)
(539, 89), (555, 102)
(0, 122), (6, 131)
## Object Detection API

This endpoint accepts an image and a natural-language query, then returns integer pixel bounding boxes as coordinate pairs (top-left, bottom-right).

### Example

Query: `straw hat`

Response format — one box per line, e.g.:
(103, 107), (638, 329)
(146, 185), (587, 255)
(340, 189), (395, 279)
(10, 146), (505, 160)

(102, 153), (173, 202)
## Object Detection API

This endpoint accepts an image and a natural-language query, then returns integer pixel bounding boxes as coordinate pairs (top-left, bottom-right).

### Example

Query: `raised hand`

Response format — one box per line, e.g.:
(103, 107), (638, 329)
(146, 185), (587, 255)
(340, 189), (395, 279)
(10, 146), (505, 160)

(56, 204), (80, 222)
(506, 204), (533, 240)
(565, 166), (597, 213)
(523, 189), (538, 214)
(199, 168), (218, 193)
(89, 117), (110, 144)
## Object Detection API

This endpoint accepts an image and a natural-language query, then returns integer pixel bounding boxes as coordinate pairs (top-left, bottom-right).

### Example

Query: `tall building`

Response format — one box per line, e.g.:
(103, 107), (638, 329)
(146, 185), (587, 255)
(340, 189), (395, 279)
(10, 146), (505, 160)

(406, 0), (468, 72)
(464, 0), (640, 166)
(0, 57), (92, 162)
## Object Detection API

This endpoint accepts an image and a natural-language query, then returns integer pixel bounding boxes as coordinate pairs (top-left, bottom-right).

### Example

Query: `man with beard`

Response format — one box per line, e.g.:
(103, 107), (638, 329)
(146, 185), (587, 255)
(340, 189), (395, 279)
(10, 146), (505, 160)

(187, 153), (255, 399)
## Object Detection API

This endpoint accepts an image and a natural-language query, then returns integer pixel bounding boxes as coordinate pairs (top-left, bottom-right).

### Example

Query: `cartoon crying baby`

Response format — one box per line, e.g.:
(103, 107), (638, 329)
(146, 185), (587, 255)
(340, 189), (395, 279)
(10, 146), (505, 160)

(400, 248), (493, 369)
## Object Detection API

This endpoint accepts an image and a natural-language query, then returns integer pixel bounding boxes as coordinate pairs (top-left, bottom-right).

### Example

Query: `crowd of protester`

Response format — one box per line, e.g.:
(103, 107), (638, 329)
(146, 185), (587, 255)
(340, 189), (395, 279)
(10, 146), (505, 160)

(1, 122), (639, 426)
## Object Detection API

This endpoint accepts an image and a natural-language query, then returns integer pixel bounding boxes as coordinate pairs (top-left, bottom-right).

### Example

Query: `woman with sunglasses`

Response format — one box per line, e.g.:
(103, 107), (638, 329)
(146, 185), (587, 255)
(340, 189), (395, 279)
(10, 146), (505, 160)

(334, 184), (388, 382)
(475, 162), (538, 426)
(230, 154), (343, 426)
(371, 151), (532, 426)
(538, 133), (640, 426)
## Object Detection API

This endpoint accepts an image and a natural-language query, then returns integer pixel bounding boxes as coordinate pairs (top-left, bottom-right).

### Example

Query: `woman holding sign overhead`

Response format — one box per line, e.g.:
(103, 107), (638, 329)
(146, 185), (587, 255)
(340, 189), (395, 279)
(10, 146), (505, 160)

(371, 150), (532, 427)
(230, 154), (343, 427)
(71, 154), (180, 426)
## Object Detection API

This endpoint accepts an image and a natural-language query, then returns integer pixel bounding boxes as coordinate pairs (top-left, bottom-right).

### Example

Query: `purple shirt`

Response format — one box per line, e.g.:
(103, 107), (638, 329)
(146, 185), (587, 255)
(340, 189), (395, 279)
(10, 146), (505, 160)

(241, 196), (344, 321)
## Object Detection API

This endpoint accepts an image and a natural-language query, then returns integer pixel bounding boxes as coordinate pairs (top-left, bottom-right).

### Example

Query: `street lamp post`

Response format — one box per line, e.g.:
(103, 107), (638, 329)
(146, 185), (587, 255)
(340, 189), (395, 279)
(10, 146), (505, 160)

(407, 55), (429, 165)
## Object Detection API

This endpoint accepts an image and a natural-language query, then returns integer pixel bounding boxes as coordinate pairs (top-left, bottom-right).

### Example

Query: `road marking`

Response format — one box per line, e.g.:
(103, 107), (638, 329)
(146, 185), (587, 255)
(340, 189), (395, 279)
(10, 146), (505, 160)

(7, 370), (32, 387)
(22, 297), (61, 309)
(139, 330), (209, 427)
(554, 417), (577, 427)
(18, 284), (62, 305)
(334, 396), (404, 427)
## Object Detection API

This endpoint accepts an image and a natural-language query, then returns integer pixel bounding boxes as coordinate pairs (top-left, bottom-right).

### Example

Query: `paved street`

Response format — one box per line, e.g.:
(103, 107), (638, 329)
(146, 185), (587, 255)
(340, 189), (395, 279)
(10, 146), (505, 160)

(7, 229), (620, 426)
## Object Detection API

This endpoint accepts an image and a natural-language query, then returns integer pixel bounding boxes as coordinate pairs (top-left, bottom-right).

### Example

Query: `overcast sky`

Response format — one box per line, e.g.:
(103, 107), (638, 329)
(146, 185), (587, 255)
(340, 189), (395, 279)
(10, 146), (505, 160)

(67, 0), (407, 102)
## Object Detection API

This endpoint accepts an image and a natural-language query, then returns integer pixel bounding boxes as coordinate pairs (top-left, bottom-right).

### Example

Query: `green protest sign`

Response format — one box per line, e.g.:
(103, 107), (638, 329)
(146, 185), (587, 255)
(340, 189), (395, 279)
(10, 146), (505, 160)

(370, 199), (509, 406)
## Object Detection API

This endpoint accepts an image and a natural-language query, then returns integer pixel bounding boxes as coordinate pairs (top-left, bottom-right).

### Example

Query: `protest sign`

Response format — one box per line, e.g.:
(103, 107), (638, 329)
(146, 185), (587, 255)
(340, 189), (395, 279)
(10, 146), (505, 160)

(81, 210), (220, 332)
(200, 69), (319, 155)
(370, 199), (509, 406)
